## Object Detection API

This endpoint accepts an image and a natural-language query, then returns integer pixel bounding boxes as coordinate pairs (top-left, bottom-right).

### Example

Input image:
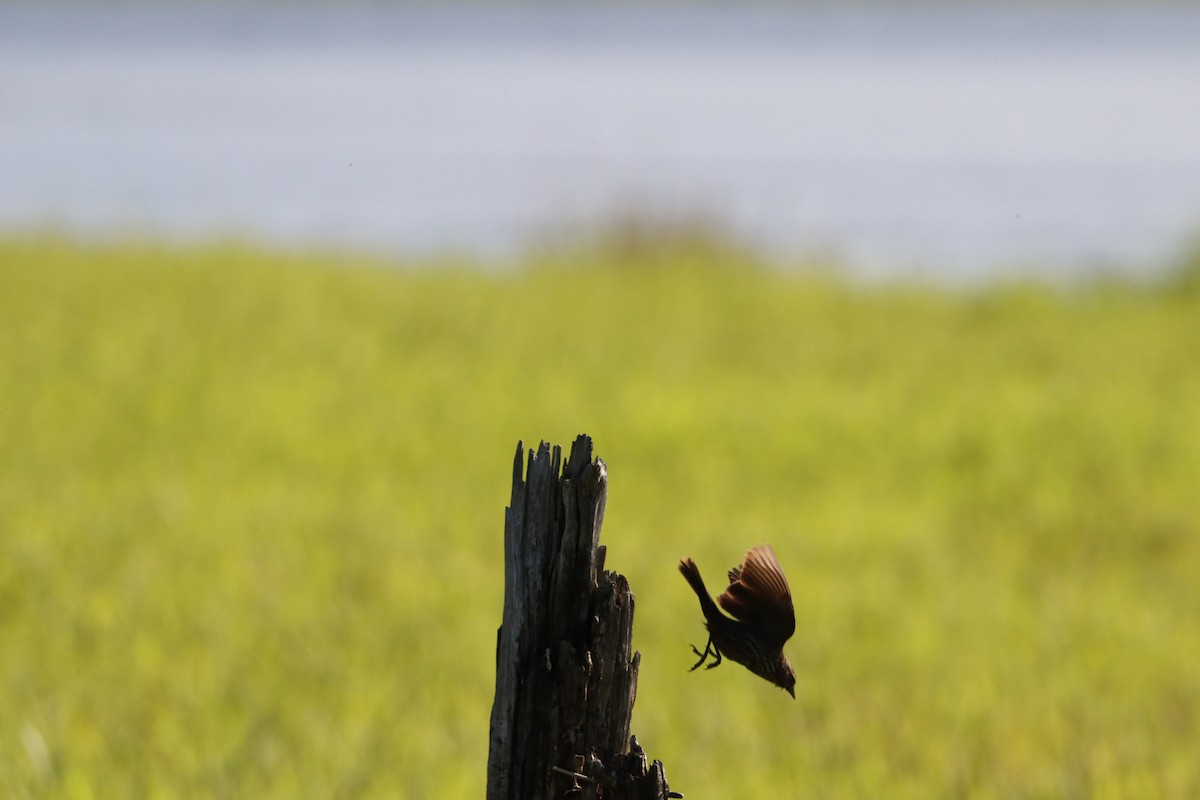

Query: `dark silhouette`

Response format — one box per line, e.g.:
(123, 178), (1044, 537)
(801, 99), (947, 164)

(679, 544), (797, 698)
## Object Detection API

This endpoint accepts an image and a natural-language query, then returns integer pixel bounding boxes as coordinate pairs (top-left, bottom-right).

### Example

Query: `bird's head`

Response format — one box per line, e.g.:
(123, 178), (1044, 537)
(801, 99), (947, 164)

(774, 655), (796, 699)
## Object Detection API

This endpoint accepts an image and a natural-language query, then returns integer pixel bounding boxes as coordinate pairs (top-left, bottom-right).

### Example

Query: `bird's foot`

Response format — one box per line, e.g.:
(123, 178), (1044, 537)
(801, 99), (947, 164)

(689, 638), (722, 671)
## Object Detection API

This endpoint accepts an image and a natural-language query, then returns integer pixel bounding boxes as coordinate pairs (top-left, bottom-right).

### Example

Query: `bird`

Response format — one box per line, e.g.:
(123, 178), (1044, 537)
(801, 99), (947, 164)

(678, 544), (796, 698)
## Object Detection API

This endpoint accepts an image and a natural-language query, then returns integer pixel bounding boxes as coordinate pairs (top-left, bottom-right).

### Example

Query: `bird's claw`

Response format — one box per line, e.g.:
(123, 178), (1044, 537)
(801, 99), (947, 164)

(688, 638), (722, 671)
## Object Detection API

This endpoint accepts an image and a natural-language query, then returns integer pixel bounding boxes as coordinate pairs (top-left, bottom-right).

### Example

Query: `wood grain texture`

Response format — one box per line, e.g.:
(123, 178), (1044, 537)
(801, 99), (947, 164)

(487, 436), (674, 800)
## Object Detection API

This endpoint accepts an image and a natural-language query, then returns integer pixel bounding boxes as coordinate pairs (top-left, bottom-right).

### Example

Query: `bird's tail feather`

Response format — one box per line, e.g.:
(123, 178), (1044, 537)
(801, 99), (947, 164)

(679, 558), (722, 621)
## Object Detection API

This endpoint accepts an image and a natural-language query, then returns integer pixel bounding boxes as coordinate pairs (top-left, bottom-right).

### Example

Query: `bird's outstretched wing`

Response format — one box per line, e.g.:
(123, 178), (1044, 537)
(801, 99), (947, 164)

(717, 544), (795, 647)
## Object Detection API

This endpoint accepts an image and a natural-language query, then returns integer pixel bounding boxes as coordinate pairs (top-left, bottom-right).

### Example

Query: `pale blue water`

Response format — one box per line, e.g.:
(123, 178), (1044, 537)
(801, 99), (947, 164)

(3, 4), (1200, 280)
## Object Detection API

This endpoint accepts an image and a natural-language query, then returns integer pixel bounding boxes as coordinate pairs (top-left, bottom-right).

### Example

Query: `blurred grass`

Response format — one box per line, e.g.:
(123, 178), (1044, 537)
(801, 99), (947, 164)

(2, 233), (1198, 799)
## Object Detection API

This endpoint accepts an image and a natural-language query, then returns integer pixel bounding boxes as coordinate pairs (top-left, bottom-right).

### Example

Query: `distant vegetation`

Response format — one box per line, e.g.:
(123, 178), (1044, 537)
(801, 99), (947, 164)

(2, 233), (1198, 798)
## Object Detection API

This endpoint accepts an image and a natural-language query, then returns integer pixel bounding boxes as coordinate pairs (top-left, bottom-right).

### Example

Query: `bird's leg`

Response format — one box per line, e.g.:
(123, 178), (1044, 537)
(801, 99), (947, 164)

(689, 636), (715, 671)
(705, 641), (723, 670)
(689, 636), (723, 671)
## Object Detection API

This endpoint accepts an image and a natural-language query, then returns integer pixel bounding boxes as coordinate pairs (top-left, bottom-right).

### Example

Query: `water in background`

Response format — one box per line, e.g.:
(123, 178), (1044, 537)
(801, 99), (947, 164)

(3, 4), (1200, 280)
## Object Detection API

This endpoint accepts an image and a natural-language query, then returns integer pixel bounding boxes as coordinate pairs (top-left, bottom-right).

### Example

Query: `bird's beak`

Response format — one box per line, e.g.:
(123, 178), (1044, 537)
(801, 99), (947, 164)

(786, 686), (795, 699)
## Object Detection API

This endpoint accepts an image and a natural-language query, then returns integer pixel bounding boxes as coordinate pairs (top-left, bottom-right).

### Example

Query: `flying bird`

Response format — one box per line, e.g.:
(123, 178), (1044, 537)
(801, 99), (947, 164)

(679, 544), (796, 698)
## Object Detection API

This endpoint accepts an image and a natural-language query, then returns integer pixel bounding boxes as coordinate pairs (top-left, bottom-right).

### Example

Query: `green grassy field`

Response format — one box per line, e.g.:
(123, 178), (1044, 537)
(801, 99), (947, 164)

(3, 234), (1199, 799)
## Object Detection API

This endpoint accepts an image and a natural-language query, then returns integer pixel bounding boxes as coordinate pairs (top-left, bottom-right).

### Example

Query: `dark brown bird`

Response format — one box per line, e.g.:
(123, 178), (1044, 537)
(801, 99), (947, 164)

(679, 544), (796, 698)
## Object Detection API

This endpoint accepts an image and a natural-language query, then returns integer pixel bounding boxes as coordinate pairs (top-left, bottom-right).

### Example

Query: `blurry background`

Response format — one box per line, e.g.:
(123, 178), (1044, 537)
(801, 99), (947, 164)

(4, 3), (1200, 278)
(3, 2), (1200, 799)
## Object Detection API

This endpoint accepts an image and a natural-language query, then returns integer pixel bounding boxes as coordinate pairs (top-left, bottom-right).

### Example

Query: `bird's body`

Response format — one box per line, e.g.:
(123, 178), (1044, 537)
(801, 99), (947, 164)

(679, 544), (796, 698)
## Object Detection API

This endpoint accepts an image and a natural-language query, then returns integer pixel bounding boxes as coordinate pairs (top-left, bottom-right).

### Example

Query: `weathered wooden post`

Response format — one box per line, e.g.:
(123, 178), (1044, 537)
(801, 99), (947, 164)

(487, 435), (675, 800)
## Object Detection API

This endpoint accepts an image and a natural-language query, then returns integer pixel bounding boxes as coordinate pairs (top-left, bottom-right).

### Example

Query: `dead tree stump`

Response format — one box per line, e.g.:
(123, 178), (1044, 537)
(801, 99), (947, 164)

(487, 435), (674, 800)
